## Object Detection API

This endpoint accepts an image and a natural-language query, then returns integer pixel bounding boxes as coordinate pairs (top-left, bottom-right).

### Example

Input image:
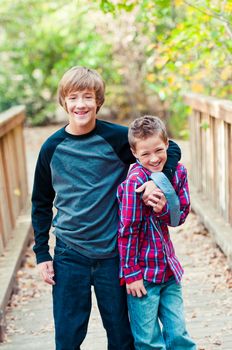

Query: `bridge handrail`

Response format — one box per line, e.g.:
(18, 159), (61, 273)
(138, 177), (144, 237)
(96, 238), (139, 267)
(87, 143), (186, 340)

(0, 106), (28, 254)
(184, 93), (232, 226)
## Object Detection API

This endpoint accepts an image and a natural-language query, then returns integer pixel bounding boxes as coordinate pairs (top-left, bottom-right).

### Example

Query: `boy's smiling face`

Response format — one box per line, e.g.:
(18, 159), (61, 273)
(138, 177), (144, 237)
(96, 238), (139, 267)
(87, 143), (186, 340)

(65, 89), (98, 134)
(132, 134), (168, 173)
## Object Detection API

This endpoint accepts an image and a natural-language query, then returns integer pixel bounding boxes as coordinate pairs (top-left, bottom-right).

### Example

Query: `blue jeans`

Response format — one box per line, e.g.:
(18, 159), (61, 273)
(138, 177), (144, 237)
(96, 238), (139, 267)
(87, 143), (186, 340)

(52, 238), (134, 350)
(127, 277), (196, 350)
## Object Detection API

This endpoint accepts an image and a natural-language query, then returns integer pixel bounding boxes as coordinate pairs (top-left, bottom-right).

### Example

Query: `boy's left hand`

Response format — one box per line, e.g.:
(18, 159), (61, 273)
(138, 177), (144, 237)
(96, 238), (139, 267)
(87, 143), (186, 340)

(126, 279), (147, 298)
(136, 180), (167, 212)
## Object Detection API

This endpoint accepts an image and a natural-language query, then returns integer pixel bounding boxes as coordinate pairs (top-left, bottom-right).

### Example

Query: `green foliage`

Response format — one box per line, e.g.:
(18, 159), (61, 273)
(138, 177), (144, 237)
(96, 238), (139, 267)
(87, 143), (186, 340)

(1, 0), (232, 137)
(100, 0), (137, 13)
(0, 0), (117, 124)
(99, 0), (232, 137)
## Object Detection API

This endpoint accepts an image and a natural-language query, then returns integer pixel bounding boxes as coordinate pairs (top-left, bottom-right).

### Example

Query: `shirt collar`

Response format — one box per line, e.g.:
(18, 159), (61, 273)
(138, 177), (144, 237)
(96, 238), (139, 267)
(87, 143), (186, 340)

(136, 159), (152, 177)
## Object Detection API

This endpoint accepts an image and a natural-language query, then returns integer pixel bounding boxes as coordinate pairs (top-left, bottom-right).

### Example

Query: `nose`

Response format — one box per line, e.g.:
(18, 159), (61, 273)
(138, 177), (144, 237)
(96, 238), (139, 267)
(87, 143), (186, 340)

(150, 155), (158, 163)
(76, 97), (86, 108)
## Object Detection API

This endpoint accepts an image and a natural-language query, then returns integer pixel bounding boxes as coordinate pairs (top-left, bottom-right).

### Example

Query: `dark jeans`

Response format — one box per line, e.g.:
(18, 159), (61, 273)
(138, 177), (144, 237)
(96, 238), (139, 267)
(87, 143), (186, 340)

(53, 238), (134, 350)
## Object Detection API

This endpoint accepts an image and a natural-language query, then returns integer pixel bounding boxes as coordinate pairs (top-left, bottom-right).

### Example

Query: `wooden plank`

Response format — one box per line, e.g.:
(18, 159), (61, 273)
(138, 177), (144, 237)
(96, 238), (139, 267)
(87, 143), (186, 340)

(188, 113), (195, 183)
(229, 124), (232, 225)
(2, 132), (20, 227)
(0, 143), (13, 248)
(218, 101), (232, 124)
(0, 211), (4, 255)
(225, 123), (229, 222)
(20, 126), (28, 204)
(184, 93), (232, 123)
(13, 125), (28, 206)
(12, 126), (28, 209)
(11, 127), (23, 210)
(200, 113), (209, 196)
(213, 119), (220, 213)
(210, 117), (216, 205)
(184, 94), (213, 115)
(204, 114), (211, 200)
(216, 120), (226, 217)
(189, 111), (198, 187)
(195, 111), (202, 192)
(213, 119), (219, 213)
(0, 107), (25, 139)
(189, 111), (197, 188)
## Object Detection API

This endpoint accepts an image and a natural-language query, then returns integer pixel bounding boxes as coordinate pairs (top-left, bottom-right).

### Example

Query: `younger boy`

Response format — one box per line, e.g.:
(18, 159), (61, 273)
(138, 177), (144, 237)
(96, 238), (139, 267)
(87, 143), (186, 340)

(31, 67), (181, 350)
(117, 116), (196, 350)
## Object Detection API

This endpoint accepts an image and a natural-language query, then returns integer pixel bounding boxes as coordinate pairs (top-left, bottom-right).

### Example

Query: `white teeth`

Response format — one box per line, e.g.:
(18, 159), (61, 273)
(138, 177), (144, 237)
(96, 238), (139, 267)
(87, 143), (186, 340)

(74, 111), (87, 115)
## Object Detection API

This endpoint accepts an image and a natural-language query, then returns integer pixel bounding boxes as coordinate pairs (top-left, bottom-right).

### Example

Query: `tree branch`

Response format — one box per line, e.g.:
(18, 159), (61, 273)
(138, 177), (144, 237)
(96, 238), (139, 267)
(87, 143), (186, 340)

(183, 0), (232, 25)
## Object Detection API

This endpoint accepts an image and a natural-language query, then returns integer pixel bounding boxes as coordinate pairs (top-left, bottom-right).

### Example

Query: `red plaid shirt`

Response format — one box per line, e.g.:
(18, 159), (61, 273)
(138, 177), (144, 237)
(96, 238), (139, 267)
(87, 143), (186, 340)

(117, 162), (190, 285)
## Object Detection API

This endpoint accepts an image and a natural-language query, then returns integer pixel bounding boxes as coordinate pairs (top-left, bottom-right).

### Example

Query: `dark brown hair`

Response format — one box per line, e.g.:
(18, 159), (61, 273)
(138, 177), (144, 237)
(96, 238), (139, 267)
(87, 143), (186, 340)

(128, 115), (168, 149)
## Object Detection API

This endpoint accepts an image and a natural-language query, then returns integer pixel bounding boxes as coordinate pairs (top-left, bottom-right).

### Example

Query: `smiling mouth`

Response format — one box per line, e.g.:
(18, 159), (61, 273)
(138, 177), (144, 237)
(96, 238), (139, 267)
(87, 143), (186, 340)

(150, 162), (161, 168)
(74, 111), (88, 116)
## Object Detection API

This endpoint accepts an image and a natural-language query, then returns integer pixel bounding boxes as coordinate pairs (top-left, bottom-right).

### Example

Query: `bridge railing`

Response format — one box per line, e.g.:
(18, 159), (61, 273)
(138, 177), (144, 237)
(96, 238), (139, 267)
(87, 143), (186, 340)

(184, 93), (232, 265)
(0, 106), (32, 341)
(0, 106), (28, 254)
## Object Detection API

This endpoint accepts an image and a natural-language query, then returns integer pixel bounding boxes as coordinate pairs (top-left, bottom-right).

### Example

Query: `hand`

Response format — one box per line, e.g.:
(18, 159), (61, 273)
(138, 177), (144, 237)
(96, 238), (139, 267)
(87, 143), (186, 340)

(126, 279), (147, 298)
(152, 189), (167, 213)
(136, 181), (167, 211)
(38, 260), (55, 285)
(136, 180), (157, 205)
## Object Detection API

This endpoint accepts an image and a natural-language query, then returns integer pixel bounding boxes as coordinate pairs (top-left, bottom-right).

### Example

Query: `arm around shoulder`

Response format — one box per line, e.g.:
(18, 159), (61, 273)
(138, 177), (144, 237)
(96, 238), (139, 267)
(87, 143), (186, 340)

(153, 165), (190, 227)
(163, 140), (181, 181)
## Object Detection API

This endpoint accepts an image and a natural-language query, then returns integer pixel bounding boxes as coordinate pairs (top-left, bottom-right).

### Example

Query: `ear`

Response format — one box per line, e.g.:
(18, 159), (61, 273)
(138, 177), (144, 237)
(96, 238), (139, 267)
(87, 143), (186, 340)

(166, 140), (169, 150)
(96, 100), (102, 114)
(131, 147), (137, 159)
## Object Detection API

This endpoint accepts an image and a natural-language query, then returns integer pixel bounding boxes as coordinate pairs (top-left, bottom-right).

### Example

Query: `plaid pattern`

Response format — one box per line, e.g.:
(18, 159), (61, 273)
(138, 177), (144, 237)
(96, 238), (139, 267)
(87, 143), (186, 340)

(117, 162), (190, 285)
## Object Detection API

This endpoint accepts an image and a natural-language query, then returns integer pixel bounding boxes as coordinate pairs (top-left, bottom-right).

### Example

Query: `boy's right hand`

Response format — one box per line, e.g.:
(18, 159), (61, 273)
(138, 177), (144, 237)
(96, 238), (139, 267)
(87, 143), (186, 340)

(38, 261), (55, 285)
(126, 279), (147, 298)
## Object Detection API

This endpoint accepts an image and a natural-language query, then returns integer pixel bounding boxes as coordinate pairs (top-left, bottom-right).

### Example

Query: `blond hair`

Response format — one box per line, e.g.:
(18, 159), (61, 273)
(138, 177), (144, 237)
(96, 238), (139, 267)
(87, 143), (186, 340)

(128, 115), (168, 150)
(58, 66), (105, 113)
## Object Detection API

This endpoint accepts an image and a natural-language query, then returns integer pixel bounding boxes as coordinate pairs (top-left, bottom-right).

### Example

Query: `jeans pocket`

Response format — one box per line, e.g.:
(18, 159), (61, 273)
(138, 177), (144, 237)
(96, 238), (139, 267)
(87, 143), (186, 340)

(54, 238), (67, 258)
(54, 245), (66, 257)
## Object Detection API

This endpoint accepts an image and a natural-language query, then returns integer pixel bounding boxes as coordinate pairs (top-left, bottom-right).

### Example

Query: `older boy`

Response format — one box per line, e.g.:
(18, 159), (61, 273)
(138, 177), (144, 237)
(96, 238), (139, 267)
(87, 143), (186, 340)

(117, 116), (196, 350)
(31, 67), (181, 350)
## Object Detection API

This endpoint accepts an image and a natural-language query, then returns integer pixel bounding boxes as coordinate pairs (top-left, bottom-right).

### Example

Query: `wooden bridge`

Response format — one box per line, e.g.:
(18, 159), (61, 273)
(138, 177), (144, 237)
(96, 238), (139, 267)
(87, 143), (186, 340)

(0, 95), (232, 348)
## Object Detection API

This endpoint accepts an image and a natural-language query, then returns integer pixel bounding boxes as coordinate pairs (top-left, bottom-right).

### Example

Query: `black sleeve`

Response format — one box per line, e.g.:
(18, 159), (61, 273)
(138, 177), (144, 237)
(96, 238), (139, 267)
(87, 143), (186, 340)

(97, 121), (135, 164)
(162, 140), (181, 181)
(31, 145), (55, 264)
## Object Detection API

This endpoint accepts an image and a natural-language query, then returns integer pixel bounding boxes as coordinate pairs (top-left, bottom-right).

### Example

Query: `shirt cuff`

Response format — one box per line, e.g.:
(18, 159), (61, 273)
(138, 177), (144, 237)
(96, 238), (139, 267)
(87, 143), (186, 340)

(150, 172), (180, 226)
(36, 252), (53, 264)
(123, 264), (143, 284)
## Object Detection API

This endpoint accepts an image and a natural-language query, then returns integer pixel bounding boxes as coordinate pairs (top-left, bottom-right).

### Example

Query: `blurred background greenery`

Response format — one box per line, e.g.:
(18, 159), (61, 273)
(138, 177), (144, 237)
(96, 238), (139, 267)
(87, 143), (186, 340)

(0, 0), (232, 137)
